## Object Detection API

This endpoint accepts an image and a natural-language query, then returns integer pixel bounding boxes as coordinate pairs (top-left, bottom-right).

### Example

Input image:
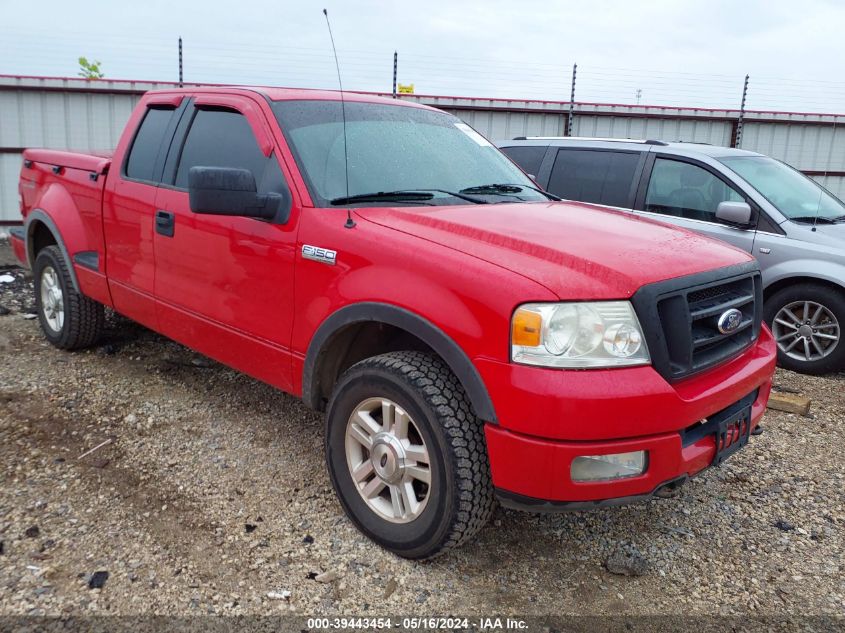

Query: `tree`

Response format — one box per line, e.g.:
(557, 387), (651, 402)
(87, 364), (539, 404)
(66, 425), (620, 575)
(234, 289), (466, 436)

(78, 57), (104, 79)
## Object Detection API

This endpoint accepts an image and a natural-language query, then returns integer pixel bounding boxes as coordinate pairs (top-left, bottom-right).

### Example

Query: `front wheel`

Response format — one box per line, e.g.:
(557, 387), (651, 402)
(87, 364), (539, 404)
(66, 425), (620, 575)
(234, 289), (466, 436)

(325, 351), (495, 559)
(764, 283), (845, 375)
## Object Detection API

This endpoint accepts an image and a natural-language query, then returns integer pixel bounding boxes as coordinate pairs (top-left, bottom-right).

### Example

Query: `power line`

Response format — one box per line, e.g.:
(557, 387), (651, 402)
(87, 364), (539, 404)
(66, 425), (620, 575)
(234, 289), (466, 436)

(4, 32), (845, 114)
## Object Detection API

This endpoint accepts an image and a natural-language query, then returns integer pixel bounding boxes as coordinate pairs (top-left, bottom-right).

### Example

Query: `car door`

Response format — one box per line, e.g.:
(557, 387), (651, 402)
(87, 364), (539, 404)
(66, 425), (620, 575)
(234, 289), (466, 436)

(102, 95), (186, 329)
(634, 154), (757, 254)
(153, 93), (298, 391)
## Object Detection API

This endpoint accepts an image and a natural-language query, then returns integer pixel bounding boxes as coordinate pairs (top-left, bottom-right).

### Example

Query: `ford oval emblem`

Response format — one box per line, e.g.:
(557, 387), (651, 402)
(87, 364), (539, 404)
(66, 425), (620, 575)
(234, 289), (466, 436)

(717, 308), (743, 334)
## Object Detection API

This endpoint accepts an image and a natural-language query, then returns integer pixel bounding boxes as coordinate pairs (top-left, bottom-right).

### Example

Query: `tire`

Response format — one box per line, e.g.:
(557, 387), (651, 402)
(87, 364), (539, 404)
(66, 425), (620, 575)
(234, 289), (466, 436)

(325, 351), (495, 559)
(764, 283), (845, 375)
(33, 245), (104, 350)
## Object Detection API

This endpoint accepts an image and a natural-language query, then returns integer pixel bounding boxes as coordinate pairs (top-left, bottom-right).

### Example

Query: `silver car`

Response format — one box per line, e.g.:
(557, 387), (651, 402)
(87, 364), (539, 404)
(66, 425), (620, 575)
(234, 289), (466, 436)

(498, 137), (845, 375)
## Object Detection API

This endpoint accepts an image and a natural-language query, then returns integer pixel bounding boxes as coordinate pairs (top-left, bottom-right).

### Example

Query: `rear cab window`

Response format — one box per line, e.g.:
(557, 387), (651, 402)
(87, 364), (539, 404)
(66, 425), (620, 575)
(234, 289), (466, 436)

(124, 106), (178, 183)
(548, 149), (641, 208)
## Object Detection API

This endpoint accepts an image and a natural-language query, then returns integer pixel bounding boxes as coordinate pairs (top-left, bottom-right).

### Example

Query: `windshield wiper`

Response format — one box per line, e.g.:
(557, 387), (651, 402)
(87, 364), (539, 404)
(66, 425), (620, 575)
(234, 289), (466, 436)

(414, 189), (488, 204)
(330, 189), (488, 206)
(460, 183), (561, 201)
(789, 215), (839, 224)
(330, 191), (435, 205)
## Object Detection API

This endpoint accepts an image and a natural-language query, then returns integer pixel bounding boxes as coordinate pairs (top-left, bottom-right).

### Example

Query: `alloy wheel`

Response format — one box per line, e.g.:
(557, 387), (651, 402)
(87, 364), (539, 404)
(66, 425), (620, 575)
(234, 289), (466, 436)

(772, 300), (840, 362)
(39, 265), (65, 332)
(344, 397), (431, 523)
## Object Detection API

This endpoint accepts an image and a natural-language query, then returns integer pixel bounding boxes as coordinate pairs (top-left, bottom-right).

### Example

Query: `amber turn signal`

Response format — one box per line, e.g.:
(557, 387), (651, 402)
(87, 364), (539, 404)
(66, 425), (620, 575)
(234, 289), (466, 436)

(512, 308), (542, 347)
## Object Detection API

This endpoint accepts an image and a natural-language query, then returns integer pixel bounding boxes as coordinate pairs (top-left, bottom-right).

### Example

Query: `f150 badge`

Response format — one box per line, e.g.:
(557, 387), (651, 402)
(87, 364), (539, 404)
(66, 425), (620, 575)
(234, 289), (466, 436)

(302, 244), (337, 266)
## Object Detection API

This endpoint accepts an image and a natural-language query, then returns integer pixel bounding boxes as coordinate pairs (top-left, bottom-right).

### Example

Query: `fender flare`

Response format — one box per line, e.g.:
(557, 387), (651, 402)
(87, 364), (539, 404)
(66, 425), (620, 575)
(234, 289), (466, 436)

(24, 209), (80, 292)
(302, 302), (498, 422)
(763, 262), (845, 296)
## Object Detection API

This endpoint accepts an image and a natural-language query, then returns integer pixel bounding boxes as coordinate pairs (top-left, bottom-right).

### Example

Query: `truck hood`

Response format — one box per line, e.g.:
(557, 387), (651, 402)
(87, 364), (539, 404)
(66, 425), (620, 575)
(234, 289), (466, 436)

(356, 201), (753, 299)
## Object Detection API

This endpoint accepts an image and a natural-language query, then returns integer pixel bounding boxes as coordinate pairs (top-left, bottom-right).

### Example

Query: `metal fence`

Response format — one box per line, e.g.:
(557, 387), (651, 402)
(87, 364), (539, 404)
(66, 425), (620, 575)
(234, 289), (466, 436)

(2, 74), (844, 225)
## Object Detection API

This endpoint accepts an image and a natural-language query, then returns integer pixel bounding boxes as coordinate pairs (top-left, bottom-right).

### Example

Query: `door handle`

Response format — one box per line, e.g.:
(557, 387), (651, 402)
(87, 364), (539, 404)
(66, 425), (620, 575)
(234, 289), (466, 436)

(155, 210), (175, 238)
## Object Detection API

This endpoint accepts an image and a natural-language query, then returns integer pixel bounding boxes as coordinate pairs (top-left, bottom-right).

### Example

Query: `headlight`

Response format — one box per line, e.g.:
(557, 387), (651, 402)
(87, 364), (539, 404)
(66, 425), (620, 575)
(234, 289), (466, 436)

(511, 301), (650, 368)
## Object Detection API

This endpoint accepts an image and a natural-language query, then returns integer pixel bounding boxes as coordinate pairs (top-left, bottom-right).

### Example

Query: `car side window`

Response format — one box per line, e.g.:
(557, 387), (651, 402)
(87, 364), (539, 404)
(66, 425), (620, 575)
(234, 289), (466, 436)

(645, 158), (744, 222)
(547, 149), (640, 208)
(125, 106), (177, 182)
(174, 108), (280, 192)
(500, 145), (546, 177)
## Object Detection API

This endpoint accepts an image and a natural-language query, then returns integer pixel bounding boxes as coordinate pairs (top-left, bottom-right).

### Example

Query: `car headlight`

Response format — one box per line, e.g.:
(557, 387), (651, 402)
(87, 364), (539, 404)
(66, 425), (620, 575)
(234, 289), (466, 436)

(511, 301), (650, 368)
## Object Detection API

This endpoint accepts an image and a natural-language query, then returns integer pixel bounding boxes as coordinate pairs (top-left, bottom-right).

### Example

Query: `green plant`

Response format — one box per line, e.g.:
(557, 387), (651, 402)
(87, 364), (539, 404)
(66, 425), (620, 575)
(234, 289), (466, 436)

(77, 57), (104, 80)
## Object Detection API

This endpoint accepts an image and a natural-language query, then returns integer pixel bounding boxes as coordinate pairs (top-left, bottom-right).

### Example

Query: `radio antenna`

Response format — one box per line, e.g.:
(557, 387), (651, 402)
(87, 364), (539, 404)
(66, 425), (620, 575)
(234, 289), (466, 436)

(322, 8), (355, 229)
(812, 115), (836, 233)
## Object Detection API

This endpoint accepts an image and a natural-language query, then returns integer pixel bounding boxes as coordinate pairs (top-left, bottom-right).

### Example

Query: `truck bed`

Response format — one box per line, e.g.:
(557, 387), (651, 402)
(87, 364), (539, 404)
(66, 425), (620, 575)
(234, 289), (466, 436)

(18, 148), (114, 308)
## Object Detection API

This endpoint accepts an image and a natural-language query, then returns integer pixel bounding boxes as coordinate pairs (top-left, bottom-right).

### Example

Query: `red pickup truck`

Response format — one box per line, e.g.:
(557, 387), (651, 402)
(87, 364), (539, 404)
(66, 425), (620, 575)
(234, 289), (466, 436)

(11, 87), (776, 559)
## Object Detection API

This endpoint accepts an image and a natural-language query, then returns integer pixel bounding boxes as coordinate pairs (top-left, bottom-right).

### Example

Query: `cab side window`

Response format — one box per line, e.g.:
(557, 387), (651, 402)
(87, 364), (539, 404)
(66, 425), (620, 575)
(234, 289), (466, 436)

(645, 158), (744, 222)
(125, 106), (177, 182)
(174, 108), (284, 194)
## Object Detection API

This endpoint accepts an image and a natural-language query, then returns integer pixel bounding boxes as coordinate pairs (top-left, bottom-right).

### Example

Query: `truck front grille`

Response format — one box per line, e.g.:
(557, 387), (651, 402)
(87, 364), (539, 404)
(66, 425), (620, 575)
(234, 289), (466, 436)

(631, 263), (763, 382)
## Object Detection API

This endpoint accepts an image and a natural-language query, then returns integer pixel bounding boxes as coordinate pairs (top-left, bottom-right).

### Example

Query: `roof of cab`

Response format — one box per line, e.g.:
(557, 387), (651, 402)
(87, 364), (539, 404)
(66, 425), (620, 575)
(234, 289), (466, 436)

(145, 85), (433, 109)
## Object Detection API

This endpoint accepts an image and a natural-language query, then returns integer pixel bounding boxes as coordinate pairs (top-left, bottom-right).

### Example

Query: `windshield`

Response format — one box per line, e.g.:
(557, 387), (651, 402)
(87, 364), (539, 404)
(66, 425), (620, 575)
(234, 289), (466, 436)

(720, 155), (845, 222)
(272, 100), (546, 207)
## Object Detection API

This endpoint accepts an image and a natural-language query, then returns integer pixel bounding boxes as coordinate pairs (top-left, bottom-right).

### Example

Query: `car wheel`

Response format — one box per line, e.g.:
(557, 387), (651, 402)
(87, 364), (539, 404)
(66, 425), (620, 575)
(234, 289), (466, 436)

(764, 283), (845, 375)
(325, 351), (495, 559)
(34, 246), (104, 350)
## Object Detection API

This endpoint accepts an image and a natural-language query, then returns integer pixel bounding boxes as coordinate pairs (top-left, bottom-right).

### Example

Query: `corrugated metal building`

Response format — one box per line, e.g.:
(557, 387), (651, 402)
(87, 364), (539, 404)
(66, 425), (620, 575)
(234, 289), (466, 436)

(2, 74), (844, 225)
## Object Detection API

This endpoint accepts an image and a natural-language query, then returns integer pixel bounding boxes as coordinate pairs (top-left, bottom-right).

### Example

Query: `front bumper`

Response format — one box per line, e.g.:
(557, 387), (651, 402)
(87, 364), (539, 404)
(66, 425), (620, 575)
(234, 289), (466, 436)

(481, 326), (776, 505)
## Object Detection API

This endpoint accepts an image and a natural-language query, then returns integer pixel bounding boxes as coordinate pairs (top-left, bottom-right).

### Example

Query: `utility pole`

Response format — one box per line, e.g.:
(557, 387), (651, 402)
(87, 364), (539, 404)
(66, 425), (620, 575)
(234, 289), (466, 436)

(566, 63), (577, 136)
(392, 51), (398, 98)
(636, 88), (642, 105)
(178, 37), (183, 87)
(735, 74), (749, 148)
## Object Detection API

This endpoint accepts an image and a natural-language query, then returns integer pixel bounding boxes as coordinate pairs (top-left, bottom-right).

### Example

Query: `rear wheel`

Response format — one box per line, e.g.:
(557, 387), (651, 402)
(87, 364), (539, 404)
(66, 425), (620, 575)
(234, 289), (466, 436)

(765, 283), (845, 374)
(34, 246), (104, 350)
(325, 351), (495, 559)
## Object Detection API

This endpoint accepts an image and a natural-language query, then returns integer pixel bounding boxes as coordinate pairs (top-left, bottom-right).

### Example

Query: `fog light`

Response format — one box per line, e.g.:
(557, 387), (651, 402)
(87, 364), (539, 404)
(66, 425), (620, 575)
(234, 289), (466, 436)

(570, 451), (647, 482)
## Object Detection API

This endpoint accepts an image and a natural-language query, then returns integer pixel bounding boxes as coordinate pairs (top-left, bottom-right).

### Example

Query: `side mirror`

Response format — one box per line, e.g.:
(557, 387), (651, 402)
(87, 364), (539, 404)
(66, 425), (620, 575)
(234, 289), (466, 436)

(715, 201), (752, 226)
(188, 166), (280, 220)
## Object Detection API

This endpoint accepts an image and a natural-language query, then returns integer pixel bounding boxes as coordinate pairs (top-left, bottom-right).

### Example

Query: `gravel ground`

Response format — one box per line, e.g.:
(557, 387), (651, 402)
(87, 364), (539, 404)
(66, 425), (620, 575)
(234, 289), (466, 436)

(0, 239), (843, 618)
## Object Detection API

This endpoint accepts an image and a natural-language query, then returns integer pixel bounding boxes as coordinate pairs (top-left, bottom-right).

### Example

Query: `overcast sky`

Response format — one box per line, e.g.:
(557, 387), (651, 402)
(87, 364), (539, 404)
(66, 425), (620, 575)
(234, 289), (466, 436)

(2, 0), (845, 112)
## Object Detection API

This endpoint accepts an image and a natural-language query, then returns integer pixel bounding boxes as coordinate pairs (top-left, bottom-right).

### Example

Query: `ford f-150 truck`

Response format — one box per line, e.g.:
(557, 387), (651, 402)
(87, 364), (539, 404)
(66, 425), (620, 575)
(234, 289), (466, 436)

(11, 87), (776, 559)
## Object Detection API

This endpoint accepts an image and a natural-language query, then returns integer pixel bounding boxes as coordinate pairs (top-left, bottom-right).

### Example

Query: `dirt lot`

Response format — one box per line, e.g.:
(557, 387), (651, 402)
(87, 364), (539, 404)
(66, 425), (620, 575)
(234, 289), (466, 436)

(0, 239), (843, 618)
